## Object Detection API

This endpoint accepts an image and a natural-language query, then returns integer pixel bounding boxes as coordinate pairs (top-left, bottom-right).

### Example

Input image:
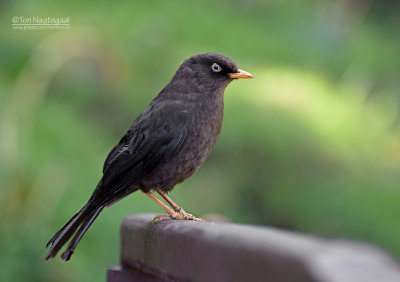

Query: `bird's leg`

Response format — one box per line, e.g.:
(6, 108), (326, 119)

(142, 191), (181, 222)
(155, 190), (181, 211)
(155, 189), (203, 221)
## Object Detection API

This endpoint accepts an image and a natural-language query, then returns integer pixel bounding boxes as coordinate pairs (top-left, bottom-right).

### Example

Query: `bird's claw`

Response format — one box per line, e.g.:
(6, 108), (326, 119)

(152, 210), (204, 224)
(180, 211), (204, 221)
(173, 209), (204, 221)
(152, 214), (172, 224)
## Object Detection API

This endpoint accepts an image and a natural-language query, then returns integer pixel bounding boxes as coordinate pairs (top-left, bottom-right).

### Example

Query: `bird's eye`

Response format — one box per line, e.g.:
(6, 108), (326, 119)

(211, 63), (222, 73)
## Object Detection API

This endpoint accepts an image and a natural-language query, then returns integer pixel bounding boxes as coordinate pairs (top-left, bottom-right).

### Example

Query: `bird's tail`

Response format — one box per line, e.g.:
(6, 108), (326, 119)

(45, 204), (103, 261)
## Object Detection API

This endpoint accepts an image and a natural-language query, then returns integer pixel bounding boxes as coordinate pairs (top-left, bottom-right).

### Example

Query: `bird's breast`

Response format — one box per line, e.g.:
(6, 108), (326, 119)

(142, 96), (224, 191)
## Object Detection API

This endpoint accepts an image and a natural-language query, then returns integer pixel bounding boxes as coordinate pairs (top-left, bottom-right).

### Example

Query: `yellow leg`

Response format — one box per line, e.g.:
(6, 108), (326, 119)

(142, 190), (203, 222)
(156, 189), (203, 221)
(156, 189), (182, 211)
(142, 191), (175, 214)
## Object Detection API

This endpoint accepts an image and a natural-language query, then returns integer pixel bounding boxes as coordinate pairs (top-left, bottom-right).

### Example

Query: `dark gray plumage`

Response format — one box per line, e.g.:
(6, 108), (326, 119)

(45, 53), (253, 261)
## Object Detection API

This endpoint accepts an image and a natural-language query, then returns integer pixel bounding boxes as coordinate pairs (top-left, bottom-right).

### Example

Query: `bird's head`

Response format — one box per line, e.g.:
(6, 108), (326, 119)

(172, 53), (253, 93)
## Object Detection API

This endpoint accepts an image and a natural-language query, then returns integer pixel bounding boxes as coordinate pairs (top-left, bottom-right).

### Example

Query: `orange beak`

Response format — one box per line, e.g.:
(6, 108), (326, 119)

(229, 69), (254, 79)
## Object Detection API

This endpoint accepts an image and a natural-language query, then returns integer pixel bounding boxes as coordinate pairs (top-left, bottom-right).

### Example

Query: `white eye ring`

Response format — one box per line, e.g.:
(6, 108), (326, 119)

(211, 63), (222, 73)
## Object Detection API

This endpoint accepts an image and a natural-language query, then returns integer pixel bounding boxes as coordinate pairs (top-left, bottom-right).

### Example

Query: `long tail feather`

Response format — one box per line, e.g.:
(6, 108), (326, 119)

(46, 206), (86, 249)
(45, 206), (89, 260)
(60, 207), (103, 261)
(45, 204), (103, 260)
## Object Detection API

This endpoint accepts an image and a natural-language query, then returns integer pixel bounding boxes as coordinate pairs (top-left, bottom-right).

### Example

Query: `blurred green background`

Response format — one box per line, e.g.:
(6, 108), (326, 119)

(1, 0), (400, 281)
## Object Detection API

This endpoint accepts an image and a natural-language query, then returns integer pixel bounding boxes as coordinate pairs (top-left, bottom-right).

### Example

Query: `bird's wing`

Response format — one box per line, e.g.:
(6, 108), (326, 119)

(102, 130), (133, 174)
(92, 101), (189, 204)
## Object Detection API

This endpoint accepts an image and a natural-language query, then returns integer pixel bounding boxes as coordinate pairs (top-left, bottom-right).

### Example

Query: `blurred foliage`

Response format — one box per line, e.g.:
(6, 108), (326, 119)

(1, 0), (400, 281)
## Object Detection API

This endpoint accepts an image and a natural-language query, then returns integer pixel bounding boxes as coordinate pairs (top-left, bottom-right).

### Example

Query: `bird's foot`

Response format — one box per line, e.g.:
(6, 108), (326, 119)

(171, 208), (204, 221)
(152, 209), (204, 224)
(152, 214), (172, 224)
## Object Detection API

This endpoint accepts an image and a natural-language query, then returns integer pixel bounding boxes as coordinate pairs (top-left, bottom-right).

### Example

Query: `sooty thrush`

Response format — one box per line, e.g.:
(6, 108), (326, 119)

(45, 53), (253, 261)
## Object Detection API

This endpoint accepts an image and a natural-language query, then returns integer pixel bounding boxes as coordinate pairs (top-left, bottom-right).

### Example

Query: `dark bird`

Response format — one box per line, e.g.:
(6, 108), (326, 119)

(45, 53), (253, 261)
